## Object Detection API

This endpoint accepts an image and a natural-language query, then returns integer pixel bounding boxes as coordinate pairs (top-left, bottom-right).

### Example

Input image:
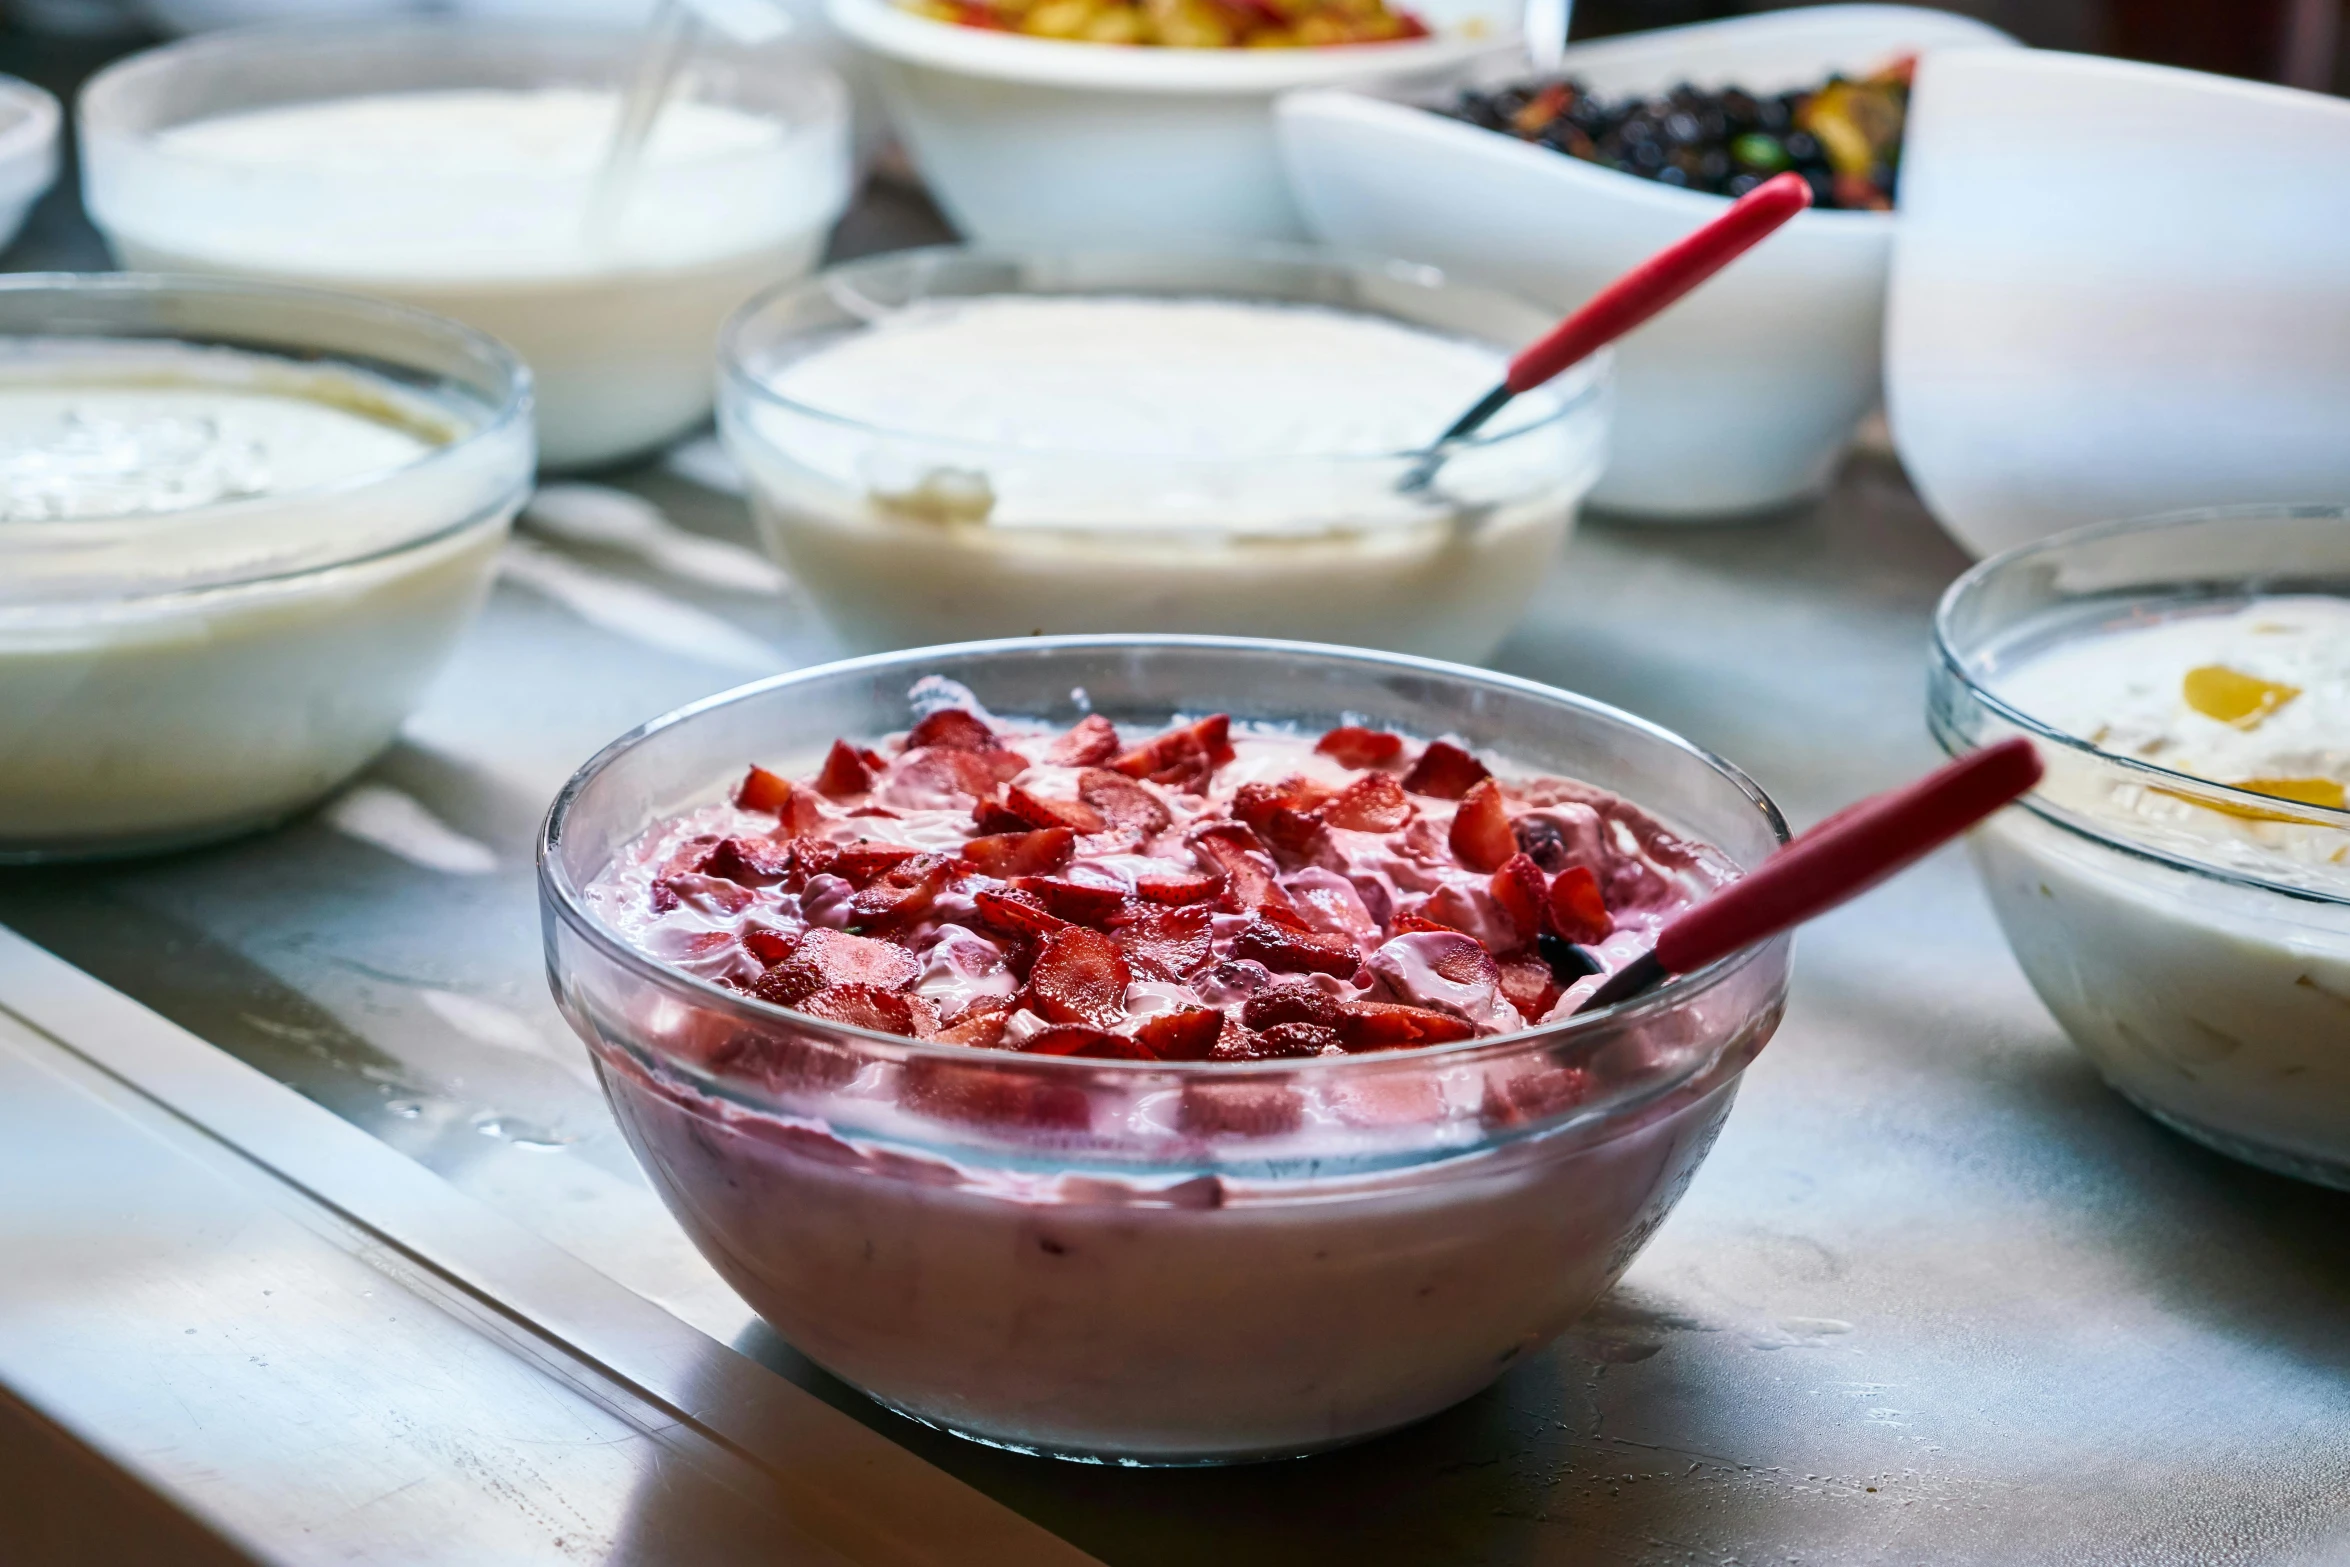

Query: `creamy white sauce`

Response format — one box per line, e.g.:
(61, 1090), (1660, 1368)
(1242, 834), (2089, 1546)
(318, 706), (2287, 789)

(149, 89), (790, 274)
(764, 296), (1521, 463)
(1993, 597), (2350, 891)
(0, 385), (428, 522)
(161, 88), (781, 178)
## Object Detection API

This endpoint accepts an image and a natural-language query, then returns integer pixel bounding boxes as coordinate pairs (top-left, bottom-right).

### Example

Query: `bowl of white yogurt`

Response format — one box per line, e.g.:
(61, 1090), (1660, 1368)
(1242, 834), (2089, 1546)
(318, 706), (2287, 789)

(718, 247), (1610, 660)
(0, 74), (60, 257)
(1932, 505), (2350, 1187)
(0, 273), (533, 861)
(540, 636), (1790, 1462)
(78, 20), (851, 470)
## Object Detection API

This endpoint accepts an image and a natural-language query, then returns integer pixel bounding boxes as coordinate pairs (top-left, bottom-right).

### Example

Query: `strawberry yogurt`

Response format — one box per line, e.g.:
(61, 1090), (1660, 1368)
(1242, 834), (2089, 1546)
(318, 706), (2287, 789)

(557, 685), (1784, 1461)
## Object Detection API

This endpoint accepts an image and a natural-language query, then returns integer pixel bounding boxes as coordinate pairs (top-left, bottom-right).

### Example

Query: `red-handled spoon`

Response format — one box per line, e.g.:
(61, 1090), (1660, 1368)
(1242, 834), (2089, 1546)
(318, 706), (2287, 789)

(1409, 170), (1814, 488)
(1574, 738), (2046, 1014)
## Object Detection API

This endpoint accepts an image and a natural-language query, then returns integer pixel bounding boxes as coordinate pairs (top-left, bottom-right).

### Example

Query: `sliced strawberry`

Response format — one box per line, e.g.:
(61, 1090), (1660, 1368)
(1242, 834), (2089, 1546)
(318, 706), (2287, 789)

(1335, 1001), (1478, 1052)
(1132, 870), (1219, 905)
(1004, 784), (1106, 834)
(1448, 778), (1515, 872)
(905, 708), (1003, 753)
(1014, 876), (1128, 928)
(970, 799), (1032, 834)
(741, 925), (799, 967)
(1401, 739), (1491, 800)
(890, 746), (1017, 804)
(734, 764), (795, 815)
(1318, 771), (1414, 833)
(1077, 768), (1172, 835)
(701, 835), (793, 887)
(1496, 953), (1560, 1024)
(1429, 931), (1504, 991)
(1133, 1007), (1222, 1062)
(1241, 982), (1345, 1031)
(845, 806), (903, 820)
(830, 843), (921, 887)
(1178, 1080), (1302, 1135)
(1113, 714), (1234, 790)
(1485, 1061), (1593, 1125)
(1017, 1024), (1130, 1057)
(754, 928), (921, 1006)
(1047, 713), (1122, 766)
(1021, 926), (1131, 1028)
(933, 1008), (1011, 1050)
(778, 836), (838, 887)
(1546, 864), (1614, 945)
(974, 887), (1069, 941)
(848, 853), (953, 925)
(1234, 776), (1338, 834)
(958, 827), (1075, 878)
(1187, 824), (1290, 912)
(814, 739), (874, 797)
(902, 1059), (1091, 1131)
(1388, 907), (1462, 937)
(1114, 902), (1213, 981)
(1489, 852), (1549, 945)
(1315, 726), (1405, 769)
(794, 983), (938, 1039)
(1232, 912), (1360, 976)
(1256, 1022), (1340, 1058)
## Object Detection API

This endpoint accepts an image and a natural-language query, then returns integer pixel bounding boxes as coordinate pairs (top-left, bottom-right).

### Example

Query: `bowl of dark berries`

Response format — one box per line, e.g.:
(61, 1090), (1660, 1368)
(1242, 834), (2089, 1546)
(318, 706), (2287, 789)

(540, 636), (1791, 1463)
(1277, 3), (2016, 519)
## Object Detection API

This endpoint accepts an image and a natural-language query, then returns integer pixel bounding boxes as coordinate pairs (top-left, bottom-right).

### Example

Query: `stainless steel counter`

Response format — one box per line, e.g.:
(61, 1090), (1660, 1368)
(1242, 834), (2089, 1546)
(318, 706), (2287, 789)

(5, 66), (2349, 1560)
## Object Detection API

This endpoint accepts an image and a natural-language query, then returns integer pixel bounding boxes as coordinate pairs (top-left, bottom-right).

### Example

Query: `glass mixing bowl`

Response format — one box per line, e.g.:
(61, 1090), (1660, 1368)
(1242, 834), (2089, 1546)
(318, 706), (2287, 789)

(1931, 505), (2350, 1188)
(0, 273), (532, 862)
(717, 247), (1611, 660)
(540, 636), (1788, 1463)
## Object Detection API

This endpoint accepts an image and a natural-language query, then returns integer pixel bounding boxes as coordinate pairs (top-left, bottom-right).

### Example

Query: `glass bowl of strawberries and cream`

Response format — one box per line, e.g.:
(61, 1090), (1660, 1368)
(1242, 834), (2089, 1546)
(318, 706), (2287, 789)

(539, 636), (1789, 1463)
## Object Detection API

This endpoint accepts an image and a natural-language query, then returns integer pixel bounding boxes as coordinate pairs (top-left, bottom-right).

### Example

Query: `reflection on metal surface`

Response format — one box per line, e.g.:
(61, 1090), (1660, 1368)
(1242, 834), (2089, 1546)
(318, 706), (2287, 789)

(0, 927), (1096, 1566)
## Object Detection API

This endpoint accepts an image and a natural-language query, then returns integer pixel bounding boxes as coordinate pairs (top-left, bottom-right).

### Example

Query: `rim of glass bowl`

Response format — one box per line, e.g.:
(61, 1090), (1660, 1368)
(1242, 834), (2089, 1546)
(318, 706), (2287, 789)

(80, 18), (849, 167)
(539, 634), (1791, 1091)
(0, 271), (532, 603)
(716, 242), (1611, 466)
(1931, 502), (2350, 908)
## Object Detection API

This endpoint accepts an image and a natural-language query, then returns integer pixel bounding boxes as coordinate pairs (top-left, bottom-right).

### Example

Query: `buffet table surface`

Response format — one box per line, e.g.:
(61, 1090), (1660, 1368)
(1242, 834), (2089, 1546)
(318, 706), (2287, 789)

(4, 32), (2349, 1564)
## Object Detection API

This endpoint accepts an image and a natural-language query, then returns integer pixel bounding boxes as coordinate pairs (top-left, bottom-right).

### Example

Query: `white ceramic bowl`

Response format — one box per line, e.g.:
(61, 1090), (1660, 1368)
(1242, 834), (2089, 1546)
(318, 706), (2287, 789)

(0, 75), (60, 256)
(1887, 50), (2350, 561)
(1278, 4), (2015, 519)
(827, 0), (1514, 246)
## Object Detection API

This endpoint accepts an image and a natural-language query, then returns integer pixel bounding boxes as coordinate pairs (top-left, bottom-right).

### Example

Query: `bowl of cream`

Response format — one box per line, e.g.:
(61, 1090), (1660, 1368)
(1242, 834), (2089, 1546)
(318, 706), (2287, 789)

(716, 247), (1611, 661)
(78, 20), (851, 470)
(0, 274), (533, 862)
(1931, 505), (2350, 1187)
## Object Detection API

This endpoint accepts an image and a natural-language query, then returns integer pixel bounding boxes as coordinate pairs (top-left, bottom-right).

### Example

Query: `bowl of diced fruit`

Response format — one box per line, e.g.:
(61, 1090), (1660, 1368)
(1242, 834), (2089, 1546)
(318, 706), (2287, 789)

(826, 0), (1516, 248)
(1277, 4), (2017, 519)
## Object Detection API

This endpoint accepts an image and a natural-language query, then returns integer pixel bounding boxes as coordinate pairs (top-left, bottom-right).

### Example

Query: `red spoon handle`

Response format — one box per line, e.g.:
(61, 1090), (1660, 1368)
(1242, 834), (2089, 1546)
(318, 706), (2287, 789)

(1504, 171), (1813, 396)
(1652, 738), (2044, 976)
